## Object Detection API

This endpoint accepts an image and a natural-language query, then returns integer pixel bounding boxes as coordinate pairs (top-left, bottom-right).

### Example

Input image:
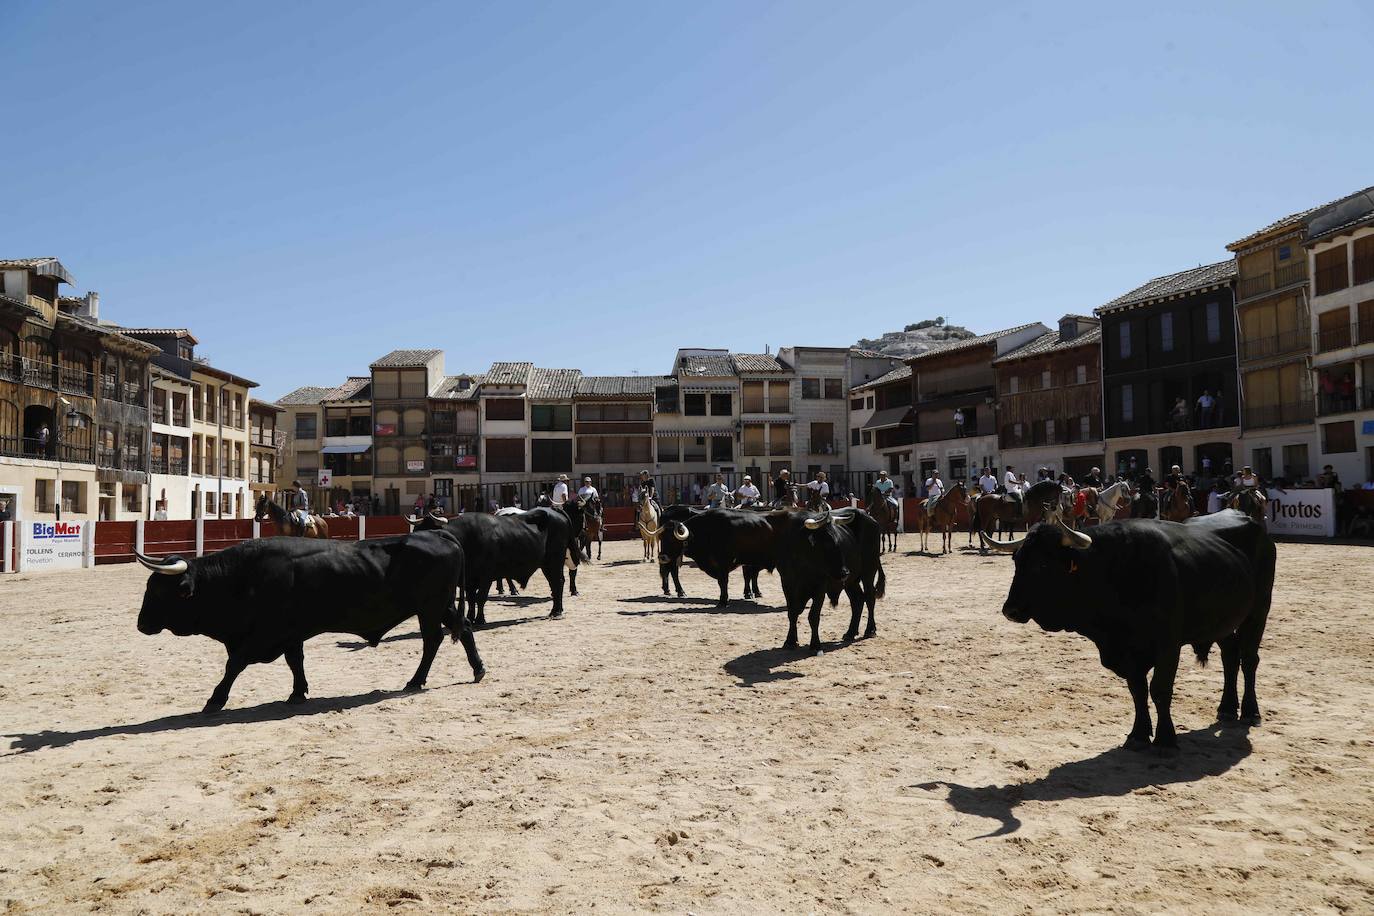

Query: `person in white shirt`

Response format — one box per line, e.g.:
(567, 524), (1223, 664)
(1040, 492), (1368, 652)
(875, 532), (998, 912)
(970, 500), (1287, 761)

(550, 474), (570, 506)
(977, 467), (998, 495)
(577, 476), (599, 501)
(924, 470), (944, 517)
(734, 475), (761, 506)
(1206, 483), (1224, 515)
(873, 469), (898, 510)
(1003, 465), (1020, 494)
(705, 473), (731, 508)
(803, 471), (830, 509)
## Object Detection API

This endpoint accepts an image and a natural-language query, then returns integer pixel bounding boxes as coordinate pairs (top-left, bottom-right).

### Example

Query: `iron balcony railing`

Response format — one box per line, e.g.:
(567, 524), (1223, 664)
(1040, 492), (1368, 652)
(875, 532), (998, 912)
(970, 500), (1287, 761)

(1315, 322), (1357, 353)
(1317, 389), (1367, 417)
(151, 402), (167, 424)
(1244, 401), (1315, 429)
(1240, 328), (1309, 362)
(806, 438), (843, 456)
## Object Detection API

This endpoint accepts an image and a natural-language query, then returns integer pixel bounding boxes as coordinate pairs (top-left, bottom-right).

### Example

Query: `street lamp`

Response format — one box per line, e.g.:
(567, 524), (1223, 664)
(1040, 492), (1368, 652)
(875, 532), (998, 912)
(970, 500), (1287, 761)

(55, 396), (71, 522)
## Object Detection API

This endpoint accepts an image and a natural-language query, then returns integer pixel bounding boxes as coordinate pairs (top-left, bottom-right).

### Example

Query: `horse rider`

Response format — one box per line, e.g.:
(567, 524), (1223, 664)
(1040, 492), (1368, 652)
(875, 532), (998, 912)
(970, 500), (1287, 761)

(705, 473), (731, 508)
(773, 468), (793, 507)
(290, 480), (312, 532)
(551, 473), (570, 507)
(1137, 466), (1157, 497)
(734, 474), (761, 507)
(803, 471), (830, 510)
(1081, 466), (1102, 488)
(924, 469), (945, 518)
(1003, 465), (1020, 495)
(577, 475), (599, 501)
(1233, 465), (1267, 511)
(875, 469), (899, 511)
(977, 467), (997, 497)
(637, 469), (661, 515)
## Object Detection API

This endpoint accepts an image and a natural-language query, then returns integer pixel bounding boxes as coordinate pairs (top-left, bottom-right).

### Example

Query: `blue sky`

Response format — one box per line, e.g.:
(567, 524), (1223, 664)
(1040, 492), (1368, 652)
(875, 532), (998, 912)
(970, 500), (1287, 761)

(5, 1), (1371, 398)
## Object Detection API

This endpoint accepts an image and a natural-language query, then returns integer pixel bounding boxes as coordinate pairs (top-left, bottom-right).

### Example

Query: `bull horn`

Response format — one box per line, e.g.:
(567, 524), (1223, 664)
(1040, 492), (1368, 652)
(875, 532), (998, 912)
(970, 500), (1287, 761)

(134, 550), (188, 576)
(1057, 519), (1092, 551)
(804, 503), (831, 530)
(405, 515), (421, 526)
(978, 529), (1025, 554)
(638, 522), (662, 538)
(428, 510), (446, 522)
(831, 509), (853, 526)
(673, 522), (690, 541)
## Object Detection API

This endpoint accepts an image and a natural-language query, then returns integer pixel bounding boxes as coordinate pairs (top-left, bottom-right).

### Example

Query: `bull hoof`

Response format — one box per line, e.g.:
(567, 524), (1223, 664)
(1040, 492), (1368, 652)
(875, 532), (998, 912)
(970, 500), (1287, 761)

(811, 645), (825, 656)
(676, 590), (685, 598)
(1241, 711), (1262, 726)
(569, 588), (578, 597)
(782, 639), (799, 651)
(842, 631), (858, 643)
(472, 666), (486, 684)
(403, 680), (424, 693)
(864, 626), (877, 639)
(287, 692), (308, 705)
(1216, 707), (1239, 723)
(201, 698), (227, 715)
(1151, 742), (1180, 758)
(1123, 735), (1151, 752)
(549, 610), (564, 620)
(662, 588), (670, 596)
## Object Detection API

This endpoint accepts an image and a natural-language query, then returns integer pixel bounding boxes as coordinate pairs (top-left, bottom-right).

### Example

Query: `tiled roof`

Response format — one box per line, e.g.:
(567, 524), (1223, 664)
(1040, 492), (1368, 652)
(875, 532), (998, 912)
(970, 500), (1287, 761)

(484, 361), (534, 386)
(677, 354), (735, 377)
(370, 348), (441, 368)
(1306, 186), (1374, 244)
(1228, 185), (1374, 250)
(528, 367), (582, 400)
(119, 327), (200, 344)
(849, 347), (888, 359)
(249, 398), (286, 414)
(0, 257), (74, 284)
(431, 374), (484, 400)
(1097, 260), (1237, 314)
(851, 363), (911, 392)
(276, 385), (333, 405)
(993, 327), (1102, 365)
(322, 376), (371, 402)
(903, 323), (1045, 364)
(576, 375), (669, 398)
(0, 291), (41, 316)
(731, 353), (790, 374)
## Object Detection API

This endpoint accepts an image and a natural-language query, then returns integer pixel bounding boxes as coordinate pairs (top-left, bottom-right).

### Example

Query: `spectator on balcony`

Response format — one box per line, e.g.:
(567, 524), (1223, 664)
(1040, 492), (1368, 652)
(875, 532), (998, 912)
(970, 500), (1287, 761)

(1170, 397), (1189, 431)
(1339, 372), (1356, 411)
(953, 409), (965, 437)
(1197, 390), (1217, 428)
(37, 424), (50, 453)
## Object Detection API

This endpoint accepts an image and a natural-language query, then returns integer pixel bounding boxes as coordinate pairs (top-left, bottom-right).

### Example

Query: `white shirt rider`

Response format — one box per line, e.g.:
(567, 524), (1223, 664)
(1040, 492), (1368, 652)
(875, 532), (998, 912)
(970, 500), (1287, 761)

(925, 475), (944, 501)
(806, 478), (830, 497)
(978, 473), (997, 495)
(577, 483), (599, 500)
(551, 480), (569, 505)
(735, 480), (761, 502)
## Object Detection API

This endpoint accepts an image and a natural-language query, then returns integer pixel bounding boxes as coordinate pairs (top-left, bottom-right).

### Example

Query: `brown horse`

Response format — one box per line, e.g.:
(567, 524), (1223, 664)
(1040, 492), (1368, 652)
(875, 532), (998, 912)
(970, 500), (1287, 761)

(1228, 488), (1267, 525)
(928, 482), (969, 554)
(1160, 483), (1195, 522)
(254, 494), (330, 539)
(866, 485), (898, 553)
(580, 496), (605, 560)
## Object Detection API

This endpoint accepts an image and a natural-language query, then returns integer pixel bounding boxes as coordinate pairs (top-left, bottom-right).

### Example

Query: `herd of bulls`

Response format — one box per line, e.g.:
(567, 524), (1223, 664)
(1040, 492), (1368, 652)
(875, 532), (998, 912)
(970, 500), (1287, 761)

(133, 495), (1276, 756)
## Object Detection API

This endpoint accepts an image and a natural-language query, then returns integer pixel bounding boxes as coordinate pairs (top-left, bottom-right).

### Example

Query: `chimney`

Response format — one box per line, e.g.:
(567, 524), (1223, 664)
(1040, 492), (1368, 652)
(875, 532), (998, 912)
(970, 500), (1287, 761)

(764, 344), (771, 355)
(78, 291), (99, 320)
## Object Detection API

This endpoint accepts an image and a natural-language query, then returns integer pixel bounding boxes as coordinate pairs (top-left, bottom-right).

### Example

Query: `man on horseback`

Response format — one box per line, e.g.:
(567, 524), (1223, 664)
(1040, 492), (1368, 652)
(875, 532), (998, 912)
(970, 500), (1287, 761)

(773, 468), (794, 507)
(924, 469), (944, 519)
(577, 476), (599, 501)
(290, 480), (312, 533)
(875, 469), (899, 512)
(1081, 466), (1101, 488)
(734, 475), (761, 507)
(977, 467), (997, 496)
(705, 473), (730, 508)
(802, 471), (830, 510)
(1232, 465), (1268, 515)
(637, 469), (661, 515)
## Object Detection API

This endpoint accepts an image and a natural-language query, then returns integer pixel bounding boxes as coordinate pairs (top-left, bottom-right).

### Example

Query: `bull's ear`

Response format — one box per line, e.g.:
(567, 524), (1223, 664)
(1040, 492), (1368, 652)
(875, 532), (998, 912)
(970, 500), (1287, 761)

(177, 573), (195, 599)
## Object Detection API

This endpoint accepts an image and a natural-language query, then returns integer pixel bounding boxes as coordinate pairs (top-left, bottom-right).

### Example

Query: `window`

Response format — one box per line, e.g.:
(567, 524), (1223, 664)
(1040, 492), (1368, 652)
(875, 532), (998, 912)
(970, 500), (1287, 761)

(1355, 236), (1374, 286)
(1160, 312), (1174, 352)
(1121, 384), (1134, 423)
(658, 436), (680, 462)
(1045, 419), (1056, 445)
(866, 396), (873, 409)
(711, 435), (733, 462)
(34, 479), (53, 513)
(485, 438), (525, 472)
(861, 429), (872, 445)
(402, 408), (425, 436)
(1080, 415), (1091, 441)
(374, 446), (399, 475)
(1118, 322), (1131, 359)
(531, 404), (572, 431)
(1322, 420), (1356, 454)
(1040, 370), (1051, 390)
(1282, 444), (1308, 480)
(295, 413), (317, 439)
(746, 382), (768, 413)
(531, 439), (572, 472)
(768, 380), (790, 413)
(205, 491), (217, 516)
(400, 371), (428, 399)
(486, 398), (525, 421)
(851, 427), (861, 447)
(683, 437), (707, 462)
(768, 423), (791, 456)
(850, 397), (864, 412)
(1076, 364), (1087, 385)
(683, 393), (706, 416)
(710, 392), (732, 416)
(655, 386), (678, 414)
(1251, 447), (1273, 480)
(325, 412), (348, 437)
(372, 371), (399, 399)
(823, 378), (843, 399)
(1008, 376), (1019, 394)
(1277, 245), (1291, 261)
(1205, 302), (1221, 344)
(801, 378), (821, 399)
(1314, 245), (1349, 296)
(743, 424), (766, 455)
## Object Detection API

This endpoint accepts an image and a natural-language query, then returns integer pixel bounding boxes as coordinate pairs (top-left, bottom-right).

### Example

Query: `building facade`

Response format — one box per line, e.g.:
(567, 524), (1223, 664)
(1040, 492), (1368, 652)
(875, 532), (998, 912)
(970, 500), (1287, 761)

(907, 323), (1048, 491)
(574, 375), (661, 505)
(248, 399), (282, 501)
(994, 315), (1104, 481)
(1097, 260), (1240, 479)
(1306, 187), (1374, 484)
(848, 363), (914, 487)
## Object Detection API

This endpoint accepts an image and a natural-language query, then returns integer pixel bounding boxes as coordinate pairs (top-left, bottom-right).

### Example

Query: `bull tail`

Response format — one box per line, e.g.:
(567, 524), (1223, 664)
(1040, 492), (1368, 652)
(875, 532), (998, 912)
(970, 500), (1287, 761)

(1192, 641), (1212, 667)
(875, 561), (886, 601)
(828, 585), (841, 608)
(449, 589), (465, 642)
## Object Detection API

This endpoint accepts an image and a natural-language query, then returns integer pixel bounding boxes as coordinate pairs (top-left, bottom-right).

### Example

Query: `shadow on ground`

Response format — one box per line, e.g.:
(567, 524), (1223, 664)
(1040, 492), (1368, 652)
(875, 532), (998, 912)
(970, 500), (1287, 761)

(912, 724), (1254, 838)
(722, 639), (858, 687)
(618, 596), (779, 617)
(4, 683), (473, 755)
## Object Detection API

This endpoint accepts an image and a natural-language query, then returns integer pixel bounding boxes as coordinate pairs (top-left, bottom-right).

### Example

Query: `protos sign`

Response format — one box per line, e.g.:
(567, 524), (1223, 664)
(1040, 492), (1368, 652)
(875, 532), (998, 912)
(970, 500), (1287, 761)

(1264, 488), (1335, 538)
(23, 520), (87, 570)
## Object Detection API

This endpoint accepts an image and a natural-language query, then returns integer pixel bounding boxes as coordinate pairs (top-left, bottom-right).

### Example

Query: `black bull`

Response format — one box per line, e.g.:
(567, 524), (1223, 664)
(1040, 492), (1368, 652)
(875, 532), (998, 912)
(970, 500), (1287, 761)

(135, 531), (485, 714)
(409, 503), (586, 625)
(982, 510), (1274, 752)
(657, 506), (886, 651)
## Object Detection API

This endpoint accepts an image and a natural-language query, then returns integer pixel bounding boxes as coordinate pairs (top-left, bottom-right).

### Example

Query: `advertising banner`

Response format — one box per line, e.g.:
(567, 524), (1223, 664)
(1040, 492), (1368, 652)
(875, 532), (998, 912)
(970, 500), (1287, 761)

(1264, 487), (1335, 538)
(23, 520), (86, 571)
(406, 459), (425, 472)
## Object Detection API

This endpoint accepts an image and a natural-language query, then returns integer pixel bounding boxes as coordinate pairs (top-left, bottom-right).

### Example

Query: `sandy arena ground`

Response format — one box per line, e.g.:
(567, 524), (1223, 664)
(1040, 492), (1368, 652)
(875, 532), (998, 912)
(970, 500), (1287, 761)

(1, 536), (1372, 914)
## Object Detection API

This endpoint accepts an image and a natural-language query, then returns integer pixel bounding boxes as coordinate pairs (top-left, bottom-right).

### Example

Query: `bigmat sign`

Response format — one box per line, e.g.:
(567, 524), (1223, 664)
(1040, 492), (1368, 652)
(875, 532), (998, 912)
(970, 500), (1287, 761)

(1265, 487), (1335, 537)
(23, 520), (87, 570)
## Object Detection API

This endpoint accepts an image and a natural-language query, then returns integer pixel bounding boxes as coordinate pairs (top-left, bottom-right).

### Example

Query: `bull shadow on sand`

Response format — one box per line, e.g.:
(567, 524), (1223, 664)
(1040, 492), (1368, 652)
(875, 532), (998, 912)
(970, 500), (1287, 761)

(617, 596), (780, 617)
(333, 614), (544, 650)
(599, 558), (655, 568)
(5, 684), (465, 756)
(912, 723), (1253, 839)
(723, 638), (860, 687)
